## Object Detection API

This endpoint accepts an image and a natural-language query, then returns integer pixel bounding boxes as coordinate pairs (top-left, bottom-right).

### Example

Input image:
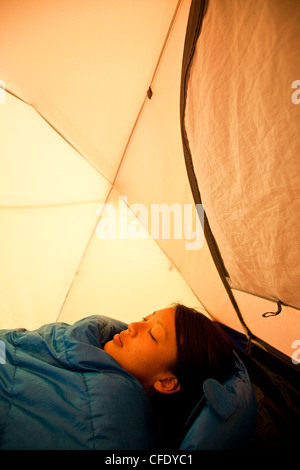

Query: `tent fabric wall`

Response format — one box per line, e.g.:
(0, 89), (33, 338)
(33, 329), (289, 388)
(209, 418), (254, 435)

(181, 0), (300, 359)
(180, 0), (300, 449)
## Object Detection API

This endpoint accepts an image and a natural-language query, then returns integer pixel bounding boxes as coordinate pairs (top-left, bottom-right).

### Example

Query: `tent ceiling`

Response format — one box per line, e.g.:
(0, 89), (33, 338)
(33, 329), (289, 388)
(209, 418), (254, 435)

(0, 0), (187, 182)
(1, 0), (227, 331)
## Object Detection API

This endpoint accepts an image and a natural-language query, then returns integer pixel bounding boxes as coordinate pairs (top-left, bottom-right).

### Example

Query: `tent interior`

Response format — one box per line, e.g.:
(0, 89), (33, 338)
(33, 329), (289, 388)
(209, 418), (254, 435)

(0, 0), (299, 449)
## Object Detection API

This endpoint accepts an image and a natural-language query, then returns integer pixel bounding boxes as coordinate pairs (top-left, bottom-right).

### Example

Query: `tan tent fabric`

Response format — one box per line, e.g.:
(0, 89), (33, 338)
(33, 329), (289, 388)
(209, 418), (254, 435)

(183, 0), (300, 356)
(0, 0), (215, 331)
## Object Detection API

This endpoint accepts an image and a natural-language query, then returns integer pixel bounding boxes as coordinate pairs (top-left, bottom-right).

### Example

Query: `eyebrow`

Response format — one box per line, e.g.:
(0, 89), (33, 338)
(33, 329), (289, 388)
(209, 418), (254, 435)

(151, 311), (167, 338)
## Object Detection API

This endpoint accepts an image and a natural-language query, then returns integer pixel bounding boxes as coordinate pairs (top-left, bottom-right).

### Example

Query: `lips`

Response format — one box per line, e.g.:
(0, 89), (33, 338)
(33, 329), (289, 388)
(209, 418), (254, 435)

(113, 333), (123, 347)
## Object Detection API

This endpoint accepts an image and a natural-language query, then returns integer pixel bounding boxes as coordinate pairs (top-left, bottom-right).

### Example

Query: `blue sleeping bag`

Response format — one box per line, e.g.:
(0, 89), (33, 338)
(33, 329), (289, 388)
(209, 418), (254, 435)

(0, 315), (155, 450)
(179, 353), (257, 450)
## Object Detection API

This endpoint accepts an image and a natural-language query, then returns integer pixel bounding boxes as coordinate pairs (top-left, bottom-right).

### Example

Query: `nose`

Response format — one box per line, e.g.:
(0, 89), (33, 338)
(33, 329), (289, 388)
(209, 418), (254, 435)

(127, 320), (144, 337)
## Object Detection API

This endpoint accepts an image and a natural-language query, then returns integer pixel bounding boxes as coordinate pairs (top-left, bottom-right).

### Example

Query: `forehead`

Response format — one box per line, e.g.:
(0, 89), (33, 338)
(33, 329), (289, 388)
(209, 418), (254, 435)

(154, 307), (176, 324)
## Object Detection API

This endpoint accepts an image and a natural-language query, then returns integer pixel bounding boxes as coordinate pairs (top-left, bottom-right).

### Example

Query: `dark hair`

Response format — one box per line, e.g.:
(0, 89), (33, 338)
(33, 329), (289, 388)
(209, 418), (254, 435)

(150, 304), (236, 449)
(171, 303), (235, 400)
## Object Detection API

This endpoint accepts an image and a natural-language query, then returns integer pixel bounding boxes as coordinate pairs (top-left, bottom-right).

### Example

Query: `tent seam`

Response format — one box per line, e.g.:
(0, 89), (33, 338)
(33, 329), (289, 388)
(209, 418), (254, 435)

(2, 87), (114, 187)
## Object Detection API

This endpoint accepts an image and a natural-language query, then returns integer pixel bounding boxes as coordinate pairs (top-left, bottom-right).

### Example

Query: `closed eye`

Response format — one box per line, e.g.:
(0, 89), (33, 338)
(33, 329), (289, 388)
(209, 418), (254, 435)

(141, 317), (157, 342)
(149, 330), (157, 342)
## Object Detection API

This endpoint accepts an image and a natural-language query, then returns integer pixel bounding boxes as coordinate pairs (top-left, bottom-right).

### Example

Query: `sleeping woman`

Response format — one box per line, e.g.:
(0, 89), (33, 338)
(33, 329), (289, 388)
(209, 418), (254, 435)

(0, 303), (235, 450)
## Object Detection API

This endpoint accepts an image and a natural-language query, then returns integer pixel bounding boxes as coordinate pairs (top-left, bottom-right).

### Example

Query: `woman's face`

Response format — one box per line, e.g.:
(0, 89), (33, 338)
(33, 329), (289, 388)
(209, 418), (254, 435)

(104, 307), (179, 394)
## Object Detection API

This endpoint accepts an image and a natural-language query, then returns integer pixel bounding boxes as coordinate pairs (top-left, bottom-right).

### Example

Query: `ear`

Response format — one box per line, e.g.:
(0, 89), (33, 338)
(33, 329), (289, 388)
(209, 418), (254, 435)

(153, 375), (181, 395)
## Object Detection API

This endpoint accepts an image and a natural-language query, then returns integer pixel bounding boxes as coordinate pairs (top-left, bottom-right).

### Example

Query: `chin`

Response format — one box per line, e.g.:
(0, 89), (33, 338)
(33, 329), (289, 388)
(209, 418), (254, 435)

(103, 340), (112, 352)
